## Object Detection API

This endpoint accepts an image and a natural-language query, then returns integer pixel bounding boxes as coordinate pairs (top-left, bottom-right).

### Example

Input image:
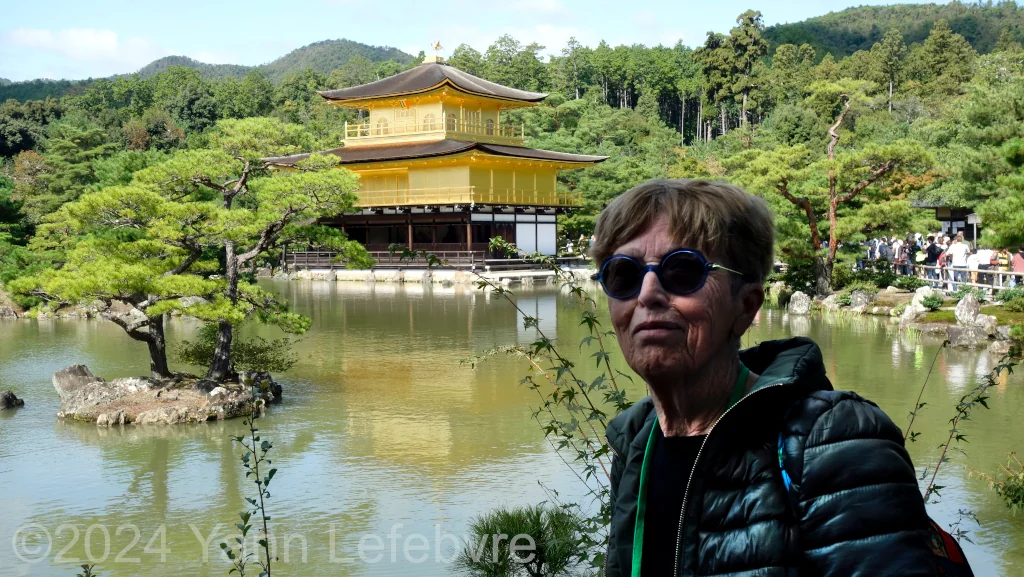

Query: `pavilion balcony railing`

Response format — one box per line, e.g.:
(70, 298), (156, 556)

(353, 186), (582, 208)
(344, 119), (525, 144)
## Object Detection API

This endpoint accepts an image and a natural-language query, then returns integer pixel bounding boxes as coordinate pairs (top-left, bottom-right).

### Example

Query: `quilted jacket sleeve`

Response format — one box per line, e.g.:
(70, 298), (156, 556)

(781, 390), (935, 577)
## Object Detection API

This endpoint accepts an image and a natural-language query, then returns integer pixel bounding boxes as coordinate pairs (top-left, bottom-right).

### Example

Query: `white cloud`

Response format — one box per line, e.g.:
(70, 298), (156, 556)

(5, 28), (168, 77)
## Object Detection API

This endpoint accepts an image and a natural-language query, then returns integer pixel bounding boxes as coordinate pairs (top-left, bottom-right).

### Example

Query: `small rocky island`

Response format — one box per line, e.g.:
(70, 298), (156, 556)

(52, 365), (281, 426)
(0, 390), (24, 410)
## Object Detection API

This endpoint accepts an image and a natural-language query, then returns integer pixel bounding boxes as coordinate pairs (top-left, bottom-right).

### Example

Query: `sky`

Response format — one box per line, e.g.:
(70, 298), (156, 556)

(1, 0), (930, 82)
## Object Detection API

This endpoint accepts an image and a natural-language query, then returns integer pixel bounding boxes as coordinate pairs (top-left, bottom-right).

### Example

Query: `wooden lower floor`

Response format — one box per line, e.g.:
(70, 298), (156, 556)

(316, 206), (562, 259)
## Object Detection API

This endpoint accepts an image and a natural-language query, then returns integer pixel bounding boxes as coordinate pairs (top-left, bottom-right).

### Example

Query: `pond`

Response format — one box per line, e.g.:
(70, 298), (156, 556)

(1, 280), (1022, 576)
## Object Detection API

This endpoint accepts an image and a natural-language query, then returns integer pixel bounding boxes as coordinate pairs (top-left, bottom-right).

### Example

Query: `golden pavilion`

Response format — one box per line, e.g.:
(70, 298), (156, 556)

(266, 55), (607, 261)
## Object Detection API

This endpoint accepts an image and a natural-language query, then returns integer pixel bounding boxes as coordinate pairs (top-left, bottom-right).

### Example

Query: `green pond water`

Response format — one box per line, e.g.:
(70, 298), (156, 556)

(1, 280), (1022, 576)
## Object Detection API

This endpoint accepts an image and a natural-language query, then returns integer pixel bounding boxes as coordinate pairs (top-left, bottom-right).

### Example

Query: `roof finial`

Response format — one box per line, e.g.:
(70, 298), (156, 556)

(423, 41), (445, 64)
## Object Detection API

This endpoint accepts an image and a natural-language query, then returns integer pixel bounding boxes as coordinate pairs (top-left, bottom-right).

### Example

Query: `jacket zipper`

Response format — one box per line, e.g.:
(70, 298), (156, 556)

(672, 383), (786, 577)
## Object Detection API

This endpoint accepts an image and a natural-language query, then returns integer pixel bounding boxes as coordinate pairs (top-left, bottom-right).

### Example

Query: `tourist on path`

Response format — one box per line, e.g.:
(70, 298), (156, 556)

(947, 234), (970, 290)
(924, 236), (943, 287)
(593, 179), (937, 577)
(993, 247), (1013, 288)
(1013, 247), (1024, 287)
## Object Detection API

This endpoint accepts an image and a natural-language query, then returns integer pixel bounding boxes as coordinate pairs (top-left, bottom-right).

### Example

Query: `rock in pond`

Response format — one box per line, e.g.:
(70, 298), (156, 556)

(788, 291), (811, 315)
(903, 286), (940, 321)
(821, 294), (843, 311)
(849, 290), (873, 309)
(51, 365), (282, 426)
(954, 292), (981, 326)
(989, 340), (1014, 355)
(0, 390), (24, 410)
(974, 313), (998, 337)
(946, 325), (990, 349)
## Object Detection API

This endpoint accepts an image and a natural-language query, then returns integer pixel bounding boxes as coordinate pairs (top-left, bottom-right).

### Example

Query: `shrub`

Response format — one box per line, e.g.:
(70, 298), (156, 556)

(780, 255), (816, 293)
(175, 323), (299, 374)
(851, 259), (898, 289)
(894, 275), (927, 291)
(1006, 298), (1024, 313)
(844, 280), (880, 295)
(952, 286), (987, 303)
(922, 295), (945, 311)
(830, 260), (855, 291)
(997, 287), (1024, 303)
(454, 505), (586, 577)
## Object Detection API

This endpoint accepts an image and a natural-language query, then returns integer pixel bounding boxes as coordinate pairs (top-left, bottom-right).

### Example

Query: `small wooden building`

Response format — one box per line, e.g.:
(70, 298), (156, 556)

(267, 56), (607, 262)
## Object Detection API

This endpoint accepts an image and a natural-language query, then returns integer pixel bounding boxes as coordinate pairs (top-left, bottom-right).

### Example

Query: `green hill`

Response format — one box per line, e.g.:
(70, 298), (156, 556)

(764, 1), (1024, 59)
(0, 78), (10, 86)
(134, 41), (415, 82)
(0, 38), (415, 102)
(135, 56), (253, 80)
(259, 39), (415, 82)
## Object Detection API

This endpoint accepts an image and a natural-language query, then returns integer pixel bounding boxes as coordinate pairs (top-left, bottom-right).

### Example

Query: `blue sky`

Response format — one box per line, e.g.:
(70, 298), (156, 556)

(2, 0), (925, 81)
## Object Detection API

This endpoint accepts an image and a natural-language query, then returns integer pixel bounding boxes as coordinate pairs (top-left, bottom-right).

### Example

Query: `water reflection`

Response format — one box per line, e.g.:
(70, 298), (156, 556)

(0, 283), (1022, 576)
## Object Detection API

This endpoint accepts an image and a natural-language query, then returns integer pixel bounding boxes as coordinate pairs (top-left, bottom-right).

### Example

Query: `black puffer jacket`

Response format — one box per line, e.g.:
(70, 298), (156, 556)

(605, 337), (934, 576)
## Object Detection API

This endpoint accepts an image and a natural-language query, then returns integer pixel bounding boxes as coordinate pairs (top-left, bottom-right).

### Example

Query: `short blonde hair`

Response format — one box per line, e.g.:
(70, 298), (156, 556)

(591, 179), (775, 284)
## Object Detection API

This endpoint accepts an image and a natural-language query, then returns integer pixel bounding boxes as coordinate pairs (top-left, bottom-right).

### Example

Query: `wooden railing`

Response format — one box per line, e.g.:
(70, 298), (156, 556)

(354, 186), (582, 207)
(909, 264), (1024, 292)
(285, 251), (592, 270)
(344, 119), (525, 144)
(285, 250), (485, 269)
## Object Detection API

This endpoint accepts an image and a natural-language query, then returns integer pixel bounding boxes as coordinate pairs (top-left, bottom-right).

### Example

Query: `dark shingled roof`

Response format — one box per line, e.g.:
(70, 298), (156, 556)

(317, 62), (547, 103)
(264, 140), (608, 166)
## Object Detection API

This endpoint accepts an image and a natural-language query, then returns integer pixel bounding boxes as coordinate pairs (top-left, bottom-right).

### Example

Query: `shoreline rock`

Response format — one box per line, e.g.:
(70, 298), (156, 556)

(51, 365), (281, 426)
(788, 291), (811, 315)
(0, 390), (24, 410)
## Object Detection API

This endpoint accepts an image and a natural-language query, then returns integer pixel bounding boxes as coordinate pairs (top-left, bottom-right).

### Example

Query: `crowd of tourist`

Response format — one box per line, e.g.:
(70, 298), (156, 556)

(860, 232), (1024, 292)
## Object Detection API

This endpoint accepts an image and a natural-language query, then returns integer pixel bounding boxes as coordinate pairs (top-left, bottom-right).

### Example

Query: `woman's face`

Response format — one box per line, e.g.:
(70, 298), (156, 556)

(606, 216), (761, 384)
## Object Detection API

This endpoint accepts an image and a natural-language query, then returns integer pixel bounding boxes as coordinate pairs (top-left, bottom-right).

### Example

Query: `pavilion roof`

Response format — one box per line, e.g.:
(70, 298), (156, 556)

(317, 62), (547, 104)
(264, 140), (607, 167)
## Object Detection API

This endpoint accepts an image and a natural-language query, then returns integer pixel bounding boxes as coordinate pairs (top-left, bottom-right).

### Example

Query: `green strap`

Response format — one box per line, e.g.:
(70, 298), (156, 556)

(630, 364), (750, 577)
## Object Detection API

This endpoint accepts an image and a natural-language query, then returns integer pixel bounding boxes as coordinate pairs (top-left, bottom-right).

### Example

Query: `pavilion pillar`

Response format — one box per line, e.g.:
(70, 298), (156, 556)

(466, 221), (472, 253)
(407, 214), (413, 250)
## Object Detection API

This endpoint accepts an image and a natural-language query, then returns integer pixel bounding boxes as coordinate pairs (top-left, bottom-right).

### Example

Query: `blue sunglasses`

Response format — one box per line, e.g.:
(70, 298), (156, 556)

(593, 249), (745, 300)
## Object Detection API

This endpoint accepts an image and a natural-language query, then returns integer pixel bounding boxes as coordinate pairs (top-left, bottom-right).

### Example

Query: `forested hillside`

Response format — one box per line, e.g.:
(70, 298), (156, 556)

(765, 0), (1024, 58)
(135, 56), (253, 80)
(259, 39), (415, 82)
(3, 8), (1024, 298)
(0, 39), (416, 102)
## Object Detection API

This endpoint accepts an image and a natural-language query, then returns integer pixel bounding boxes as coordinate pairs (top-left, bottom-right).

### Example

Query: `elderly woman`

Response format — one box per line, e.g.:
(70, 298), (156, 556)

(595, 180), (936, 576)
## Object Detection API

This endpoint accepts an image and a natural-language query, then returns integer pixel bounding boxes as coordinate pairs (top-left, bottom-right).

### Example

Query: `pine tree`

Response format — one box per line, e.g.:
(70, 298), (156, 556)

(728, 10), (769, 127)
(871, 28), (907, 113)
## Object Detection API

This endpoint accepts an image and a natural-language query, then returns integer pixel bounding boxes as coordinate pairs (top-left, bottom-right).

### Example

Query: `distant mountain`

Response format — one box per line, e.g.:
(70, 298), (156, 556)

(259, 39), (416, 82)
(133, 40), (415, 82)
(764, 1), (1024, 59)
(0, 38), (416, 102)
(135, 56), (253, 80)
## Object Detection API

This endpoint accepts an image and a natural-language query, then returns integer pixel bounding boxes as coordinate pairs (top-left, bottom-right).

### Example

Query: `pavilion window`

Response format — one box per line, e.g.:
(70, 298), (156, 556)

(446, 113), (457, 131)
(422, 113), (437, 131)
(485, 119), (495, 136)
(395, 107), (415, 133)
(375, 118), (390, 135)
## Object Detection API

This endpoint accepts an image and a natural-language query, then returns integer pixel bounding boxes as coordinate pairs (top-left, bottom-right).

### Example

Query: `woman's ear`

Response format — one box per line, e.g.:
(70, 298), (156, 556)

(732, 283), (765, 338)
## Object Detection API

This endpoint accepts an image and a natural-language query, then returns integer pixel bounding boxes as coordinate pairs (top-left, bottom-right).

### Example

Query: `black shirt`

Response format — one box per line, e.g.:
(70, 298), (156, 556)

(641, 431), (707, 577)
(925, 243), (943, 265)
